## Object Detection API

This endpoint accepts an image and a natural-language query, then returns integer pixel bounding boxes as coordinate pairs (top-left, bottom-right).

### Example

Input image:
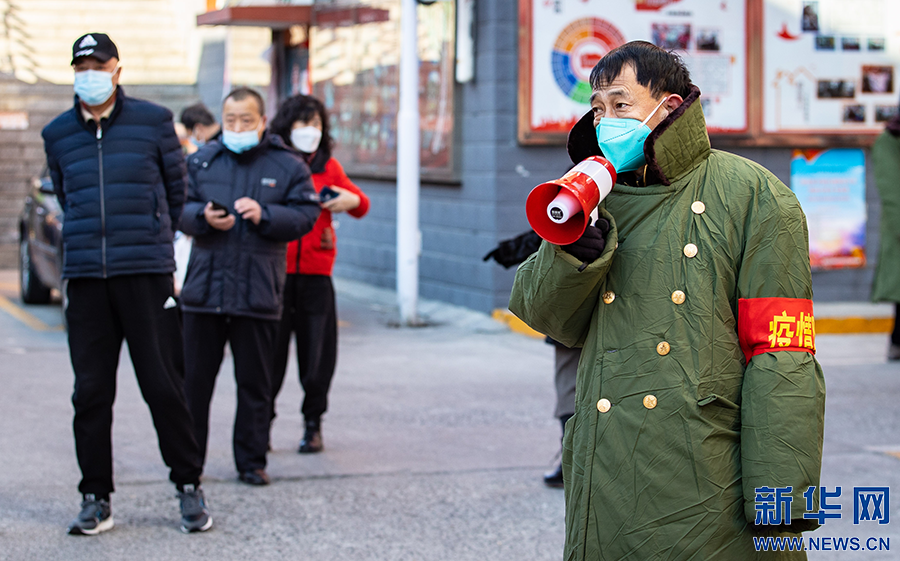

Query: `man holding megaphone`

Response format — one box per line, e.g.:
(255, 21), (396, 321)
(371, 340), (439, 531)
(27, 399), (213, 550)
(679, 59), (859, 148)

(510, 41), (824, 560)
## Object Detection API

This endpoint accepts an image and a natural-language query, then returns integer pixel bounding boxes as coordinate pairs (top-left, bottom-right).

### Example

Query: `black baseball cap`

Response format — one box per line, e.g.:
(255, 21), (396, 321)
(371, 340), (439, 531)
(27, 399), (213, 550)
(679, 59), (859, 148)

(71, 33), (119, 65)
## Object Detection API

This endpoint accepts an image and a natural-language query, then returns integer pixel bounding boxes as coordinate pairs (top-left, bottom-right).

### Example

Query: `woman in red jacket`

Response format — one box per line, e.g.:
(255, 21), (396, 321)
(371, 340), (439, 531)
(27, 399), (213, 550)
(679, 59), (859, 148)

(268, 94), (370, 453)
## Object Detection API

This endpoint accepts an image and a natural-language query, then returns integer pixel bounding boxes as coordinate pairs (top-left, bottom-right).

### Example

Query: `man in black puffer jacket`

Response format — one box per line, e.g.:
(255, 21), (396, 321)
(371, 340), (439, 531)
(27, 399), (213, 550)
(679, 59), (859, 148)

(42, 33), (211, 535)
(180, 87), (320, 487)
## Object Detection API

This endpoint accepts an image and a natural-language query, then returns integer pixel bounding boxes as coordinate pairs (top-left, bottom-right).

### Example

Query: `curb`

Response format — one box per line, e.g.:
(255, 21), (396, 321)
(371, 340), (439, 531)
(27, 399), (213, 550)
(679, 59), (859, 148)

(491, 310), (543, 339)
(492, 309), (894, 337)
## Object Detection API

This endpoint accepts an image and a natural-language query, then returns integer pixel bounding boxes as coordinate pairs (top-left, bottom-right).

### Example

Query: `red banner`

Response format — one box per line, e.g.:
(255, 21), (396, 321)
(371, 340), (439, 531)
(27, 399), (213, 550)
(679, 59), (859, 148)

(738, 297), (816, 362)
(636, 0), (683, 11)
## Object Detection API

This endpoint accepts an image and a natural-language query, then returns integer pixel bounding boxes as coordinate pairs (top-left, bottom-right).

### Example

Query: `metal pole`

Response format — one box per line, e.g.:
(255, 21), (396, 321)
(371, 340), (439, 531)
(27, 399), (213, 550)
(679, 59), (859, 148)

(397, 0), (420, 325)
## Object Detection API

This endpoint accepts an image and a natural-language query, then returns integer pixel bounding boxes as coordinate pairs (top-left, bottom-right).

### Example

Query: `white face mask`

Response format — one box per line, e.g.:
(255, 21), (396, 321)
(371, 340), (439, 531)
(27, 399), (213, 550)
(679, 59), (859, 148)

(74, 68), (117, 106)
(291, 126), (322, 153)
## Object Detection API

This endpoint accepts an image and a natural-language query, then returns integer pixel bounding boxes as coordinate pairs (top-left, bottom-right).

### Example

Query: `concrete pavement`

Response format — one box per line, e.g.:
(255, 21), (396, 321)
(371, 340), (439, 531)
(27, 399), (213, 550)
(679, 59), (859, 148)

(0, 270), (898, 560)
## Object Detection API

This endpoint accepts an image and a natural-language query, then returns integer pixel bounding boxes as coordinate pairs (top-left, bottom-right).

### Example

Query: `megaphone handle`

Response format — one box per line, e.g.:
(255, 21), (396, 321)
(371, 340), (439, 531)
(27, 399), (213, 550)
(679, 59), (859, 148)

(589, 206), (599, 226)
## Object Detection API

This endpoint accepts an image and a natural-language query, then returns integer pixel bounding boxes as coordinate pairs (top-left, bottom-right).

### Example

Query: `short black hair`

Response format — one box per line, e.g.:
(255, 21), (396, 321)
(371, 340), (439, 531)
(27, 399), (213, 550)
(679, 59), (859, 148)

(269, 94), (333, 174)
(180, 103), (216, 130)
(589, 41), (692, 99)
(223, 87), (266, 116)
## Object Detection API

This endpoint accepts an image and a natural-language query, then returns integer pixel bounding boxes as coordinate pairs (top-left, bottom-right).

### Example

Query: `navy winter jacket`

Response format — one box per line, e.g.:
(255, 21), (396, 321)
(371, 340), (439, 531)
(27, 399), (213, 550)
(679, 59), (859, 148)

(41, 87), (187, 279)
(180, 133), (320, 320)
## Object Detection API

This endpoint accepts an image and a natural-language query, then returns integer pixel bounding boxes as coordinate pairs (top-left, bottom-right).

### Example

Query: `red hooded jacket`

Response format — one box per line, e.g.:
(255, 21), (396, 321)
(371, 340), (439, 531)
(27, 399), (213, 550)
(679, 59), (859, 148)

(285, 157), (369, 276)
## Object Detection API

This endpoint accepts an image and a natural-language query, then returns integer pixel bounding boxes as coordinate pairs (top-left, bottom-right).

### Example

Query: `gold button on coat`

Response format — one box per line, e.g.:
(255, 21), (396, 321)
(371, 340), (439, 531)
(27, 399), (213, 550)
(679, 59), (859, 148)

(671, 290), (686, 305)
(602, 291), (615, 304)
(691, 201), (706, 214)
(657, 341), (671, 355)
(597, 398), (611, 413)
(643, 395), (658, 409)
(683, 243), (698, 258)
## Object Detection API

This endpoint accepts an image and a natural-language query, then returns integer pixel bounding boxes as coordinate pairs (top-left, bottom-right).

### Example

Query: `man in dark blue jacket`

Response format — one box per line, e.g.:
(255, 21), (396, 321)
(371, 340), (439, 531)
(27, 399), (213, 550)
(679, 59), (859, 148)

(42, 33), (211, 536)
(181, 87), (320, 487)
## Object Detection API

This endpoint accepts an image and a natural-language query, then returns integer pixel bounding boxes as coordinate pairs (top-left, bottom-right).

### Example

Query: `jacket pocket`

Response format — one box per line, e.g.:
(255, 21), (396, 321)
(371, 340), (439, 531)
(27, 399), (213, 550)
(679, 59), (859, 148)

(181, 251), (213, 306)
(246, 256), (281, 313)
(698, 392), (741, 430)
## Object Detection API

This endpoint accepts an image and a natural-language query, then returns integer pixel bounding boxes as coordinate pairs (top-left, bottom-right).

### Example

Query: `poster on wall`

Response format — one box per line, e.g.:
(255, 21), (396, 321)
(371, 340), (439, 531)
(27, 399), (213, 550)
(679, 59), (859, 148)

(790, 149), (867, 269)
(519, 0), (747, 143)
(764, 0), (900, 133)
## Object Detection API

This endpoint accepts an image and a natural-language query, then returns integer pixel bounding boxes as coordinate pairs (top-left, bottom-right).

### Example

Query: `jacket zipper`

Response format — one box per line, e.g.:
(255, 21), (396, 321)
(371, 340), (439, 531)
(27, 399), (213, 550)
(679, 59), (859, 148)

(96, 124), (107, 278)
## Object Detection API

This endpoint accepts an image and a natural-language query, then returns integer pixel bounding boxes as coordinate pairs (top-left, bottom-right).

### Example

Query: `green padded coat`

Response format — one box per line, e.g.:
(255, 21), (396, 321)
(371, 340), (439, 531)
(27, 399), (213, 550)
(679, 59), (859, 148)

(510, 91), (825, 560)
(871, 129), (900, 303)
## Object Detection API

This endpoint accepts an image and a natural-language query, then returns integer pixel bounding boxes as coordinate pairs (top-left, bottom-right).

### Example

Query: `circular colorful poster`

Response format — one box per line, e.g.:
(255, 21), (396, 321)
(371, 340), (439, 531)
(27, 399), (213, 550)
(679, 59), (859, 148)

(551, 18), (626, 104)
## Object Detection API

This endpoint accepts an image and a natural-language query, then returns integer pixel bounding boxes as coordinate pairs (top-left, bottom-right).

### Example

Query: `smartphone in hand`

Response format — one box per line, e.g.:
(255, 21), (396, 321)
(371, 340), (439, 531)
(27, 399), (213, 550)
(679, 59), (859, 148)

(209, 199), (231, 217)
(318, 186), (339, 203)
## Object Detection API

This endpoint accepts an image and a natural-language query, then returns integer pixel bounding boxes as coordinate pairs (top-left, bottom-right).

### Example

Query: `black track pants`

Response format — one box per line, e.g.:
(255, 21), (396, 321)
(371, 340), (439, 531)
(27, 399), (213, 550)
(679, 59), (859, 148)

(67, 274), (203, 497)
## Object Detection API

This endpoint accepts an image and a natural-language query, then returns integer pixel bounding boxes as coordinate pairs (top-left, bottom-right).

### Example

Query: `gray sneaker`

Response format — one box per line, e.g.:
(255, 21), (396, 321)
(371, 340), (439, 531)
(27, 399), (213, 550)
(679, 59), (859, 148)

(178, 484), (213, 533)
(67, 494), (113, 535)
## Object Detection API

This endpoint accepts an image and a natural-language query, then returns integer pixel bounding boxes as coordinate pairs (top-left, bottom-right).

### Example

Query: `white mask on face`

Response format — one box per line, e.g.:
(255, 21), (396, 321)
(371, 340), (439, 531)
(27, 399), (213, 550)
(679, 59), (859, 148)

(291, 126), (322, 153)
(74, 68), (117, 106)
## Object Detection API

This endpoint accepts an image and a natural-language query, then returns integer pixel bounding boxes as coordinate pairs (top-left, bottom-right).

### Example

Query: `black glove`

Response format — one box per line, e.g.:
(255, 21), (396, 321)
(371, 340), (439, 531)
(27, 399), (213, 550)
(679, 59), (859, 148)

(562, 217), (610, 263)
(483, 230), (542, 268)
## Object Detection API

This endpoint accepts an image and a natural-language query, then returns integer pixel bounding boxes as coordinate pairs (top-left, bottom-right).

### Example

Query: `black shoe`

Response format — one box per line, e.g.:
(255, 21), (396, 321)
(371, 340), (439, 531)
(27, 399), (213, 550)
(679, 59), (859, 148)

(67, 494), (114, 535)
(889, 344), (900, 361)
(298, 420), (323, 454)
(238, 469), (270, 486)
(178, 484), (213, 533)
(543, 463), (564, 488)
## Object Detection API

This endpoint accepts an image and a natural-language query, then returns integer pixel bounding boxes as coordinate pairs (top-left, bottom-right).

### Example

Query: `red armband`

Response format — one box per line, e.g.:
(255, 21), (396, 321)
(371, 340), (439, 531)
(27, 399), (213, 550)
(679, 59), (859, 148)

(738, 297), (816, 362)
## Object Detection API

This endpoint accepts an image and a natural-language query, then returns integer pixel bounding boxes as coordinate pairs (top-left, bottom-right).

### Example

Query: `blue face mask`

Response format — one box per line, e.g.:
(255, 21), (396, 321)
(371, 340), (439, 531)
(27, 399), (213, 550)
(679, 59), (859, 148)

(595, 96), (669, 173)
(74, 69), (117, 106)
(222, 128), (261, 153)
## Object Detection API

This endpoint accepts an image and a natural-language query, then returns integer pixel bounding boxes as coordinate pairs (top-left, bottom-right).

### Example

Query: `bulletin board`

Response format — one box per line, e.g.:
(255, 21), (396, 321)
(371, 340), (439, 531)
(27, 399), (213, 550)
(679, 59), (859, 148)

(764, 0), (900, 134)
(519, 0), (900, 147)
(518, 0), (749, 144)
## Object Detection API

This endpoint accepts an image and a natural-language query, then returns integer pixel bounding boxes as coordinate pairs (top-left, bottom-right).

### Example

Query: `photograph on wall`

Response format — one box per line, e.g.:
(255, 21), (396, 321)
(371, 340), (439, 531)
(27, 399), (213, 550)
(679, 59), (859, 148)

(651, 23), (691, 51)
(790, 149), (867, 269)
(519, 0), (748, 143)
(764, 0), (900, 133)
(817, 80), (855, 98)
(862, 65), (893, 94)
(801, 1), (819, 31)
(875, 104), (899, 122)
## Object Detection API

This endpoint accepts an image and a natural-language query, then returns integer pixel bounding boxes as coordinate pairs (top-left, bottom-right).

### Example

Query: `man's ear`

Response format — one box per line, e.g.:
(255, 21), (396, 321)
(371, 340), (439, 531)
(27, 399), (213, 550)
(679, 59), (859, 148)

(664, 94), (684, 112)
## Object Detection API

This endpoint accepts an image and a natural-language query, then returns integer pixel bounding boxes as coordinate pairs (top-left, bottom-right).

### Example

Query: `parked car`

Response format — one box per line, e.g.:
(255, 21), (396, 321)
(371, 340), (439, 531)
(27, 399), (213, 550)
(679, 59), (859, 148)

(18, 171), (64, 306)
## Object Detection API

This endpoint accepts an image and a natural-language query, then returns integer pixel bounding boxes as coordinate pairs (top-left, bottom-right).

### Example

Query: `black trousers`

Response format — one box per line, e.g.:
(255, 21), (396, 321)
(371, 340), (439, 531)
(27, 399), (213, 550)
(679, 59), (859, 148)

(66, 275), (203, 498)
(893, 304), (900, 346)
(271, 274), (338, 424)
(183, 312), (277, 473)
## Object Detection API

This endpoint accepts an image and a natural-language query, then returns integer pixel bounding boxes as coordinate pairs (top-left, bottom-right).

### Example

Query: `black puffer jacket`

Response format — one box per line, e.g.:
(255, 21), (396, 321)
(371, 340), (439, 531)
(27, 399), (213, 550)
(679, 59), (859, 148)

(180, 133), (320, 320)
(42, 87), (186, 279)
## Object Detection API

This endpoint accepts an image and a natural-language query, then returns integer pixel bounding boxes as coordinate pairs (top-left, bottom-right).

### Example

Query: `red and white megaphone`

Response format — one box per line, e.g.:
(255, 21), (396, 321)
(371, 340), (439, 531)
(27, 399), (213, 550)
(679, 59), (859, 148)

(525, 156), (617, 246)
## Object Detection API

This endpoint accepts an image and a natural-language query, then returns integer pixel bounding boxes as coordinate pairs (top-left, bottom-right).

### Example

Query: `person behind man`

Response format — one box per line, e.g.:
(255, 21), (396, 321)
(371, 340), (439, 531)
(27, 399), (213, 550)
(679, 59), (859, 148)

(41, 32), (212, 535)
(870, 108), (900, 360)
(510, 41), (825, 559)
(180, 87), (320, 486)
(180, 102), (221, 154)
(483, 230), (578, 488)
